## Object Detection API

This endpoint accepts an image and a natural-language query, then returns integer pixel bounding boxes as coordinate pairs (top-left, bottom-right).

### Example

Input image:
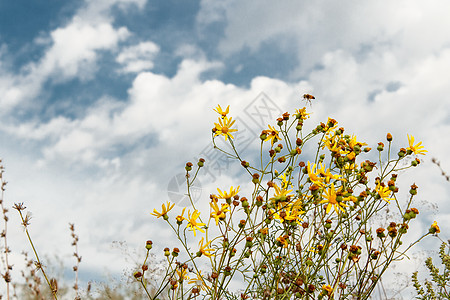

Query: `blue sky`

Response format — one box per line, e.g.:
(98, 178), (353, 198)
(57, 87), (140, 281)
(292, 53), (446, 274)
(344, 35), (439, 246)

(1, 0), (450, 297)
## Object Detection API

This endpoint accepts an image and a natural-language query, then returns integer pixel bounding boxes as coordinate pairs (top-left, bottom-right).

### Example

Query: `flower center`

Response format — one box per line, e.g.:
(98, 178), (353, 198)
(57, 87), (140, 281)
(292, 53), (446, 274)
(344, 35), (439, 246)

(329, 195), (337, 204)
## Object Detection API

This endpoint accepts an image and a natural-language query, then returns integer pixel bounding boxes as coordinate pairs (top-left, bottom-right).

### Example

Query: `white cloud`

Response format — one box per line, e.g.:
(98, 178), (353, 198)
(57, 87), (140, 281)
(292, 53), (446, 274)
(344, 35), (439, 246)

(199, 1), (450, 77)
(78, 0), (148, 23)
(0, 0), (144, 114)
(41, 18), (130, 81)
(196, 0), (231, 25)
(3, 58), (224, 169)
(116, 41), (160, 73)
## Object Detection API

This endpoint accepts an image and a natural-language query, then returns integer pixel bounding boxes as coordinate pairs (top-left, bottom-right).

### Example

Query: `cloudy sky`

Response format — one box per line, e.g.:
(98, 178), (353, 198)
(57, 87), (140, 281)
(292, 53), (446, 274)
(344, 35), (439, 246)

(1, 0), (450, 297)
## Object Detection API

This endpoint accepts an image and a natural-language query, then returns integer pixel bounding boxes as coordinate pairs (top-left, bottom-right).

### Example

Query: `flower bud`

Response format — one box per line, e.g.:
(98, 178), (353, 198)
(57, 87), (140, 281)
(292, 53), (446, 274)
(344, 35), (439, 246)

(260, 264), (267, 274)
(388, 228), (397, 238)
(252, 173), (260, 184)
(377, 142), (384, 151)
(241, 197), (249, 208)
(230, 248), (237, 257)
(255, 196), (263, 207)
(318, 154), (325, 164)
(376, 228), (385, 238)
(399, 223), (409, 234)
(145, 240), (153, 250)
(386, 133), (393, 142)
(224, 266), (232, 276)
(164, 247), (170, 256)
(371, 251), (380, 259)
(197, 158), (205, 167)
(245, 237), (253, 248)
(398, 148), (406, 157)
(238, 219), (246, 229)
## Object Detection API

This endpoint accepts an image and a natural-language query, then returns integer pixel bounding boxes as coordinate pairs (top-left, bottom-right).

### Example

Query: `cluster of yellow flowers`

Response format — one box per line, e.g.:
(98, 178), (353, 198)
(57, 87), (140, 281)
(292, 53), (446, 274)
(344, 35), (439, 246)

(146, 103), (437, 299)
(212, 105), (238, 141)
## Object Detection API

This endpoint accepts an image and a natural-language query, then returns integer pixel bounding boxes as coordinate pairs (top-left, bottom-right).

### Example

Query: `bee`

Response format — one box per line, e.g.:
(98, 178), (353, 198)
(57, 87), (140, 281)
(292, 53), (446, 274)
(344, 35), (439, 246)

(303, 94), (315, 106)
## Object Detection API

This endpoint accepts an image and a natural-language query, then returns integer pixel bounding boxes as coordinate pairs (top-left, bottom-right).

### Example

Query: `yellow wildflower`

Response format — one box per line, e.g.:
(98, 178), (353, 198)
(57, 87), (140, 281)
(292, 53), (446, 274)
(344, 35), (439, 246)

(407, 134), (427, 155)
(150, 201), (175, 220)
(346, 195), (358, 203)
(272, 204), (304, 224)
(214, 116), (238, 140)
(295, 107), (310, 120)
(176, 207), (186, 224)
(177, 267), (189, 281)
(429, 221), (440, 234)
(264, 125), (281, 145)
(213, 104), (230, 118)
(322, 284), (333, 295)
(189, 271), (210, 291)
(318, 164), (344, 184)
(348, 135), (367, 149)
(210, 201), (229, 225)
(319, 183), (349, 214)
(197, 237), (215, 257)
(343, 162), (355, 172)
(346, 151), (356, 160)
(310, 244), (324, 254)
(376, 183), (394, 203)
(307, 162), (325, 187)
(276, 235), (289, 248)
(217, 186), (240, 200)
(324, 117), (338, 131)
(187, 209), (205, 236)
(323, 135), (341, 153)
(269, 183), (293, 206)
(278, 172), (293, 189)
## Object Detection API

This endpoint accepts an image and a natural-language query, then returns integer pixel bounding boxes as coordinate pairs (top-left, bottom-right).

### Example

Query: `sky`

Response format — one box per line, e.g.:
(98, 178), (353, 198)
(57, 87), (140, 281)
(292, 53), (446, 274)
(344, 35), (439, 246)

(1, 0), (450, 298)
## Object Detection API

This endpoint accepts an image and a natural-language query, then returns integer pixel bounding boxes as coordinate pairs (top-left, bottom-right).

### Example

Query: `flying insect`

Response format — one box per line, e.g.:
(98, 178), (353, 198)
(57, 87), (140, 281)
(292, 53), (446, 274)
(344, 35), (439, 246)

(303, 94), (315, 106)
